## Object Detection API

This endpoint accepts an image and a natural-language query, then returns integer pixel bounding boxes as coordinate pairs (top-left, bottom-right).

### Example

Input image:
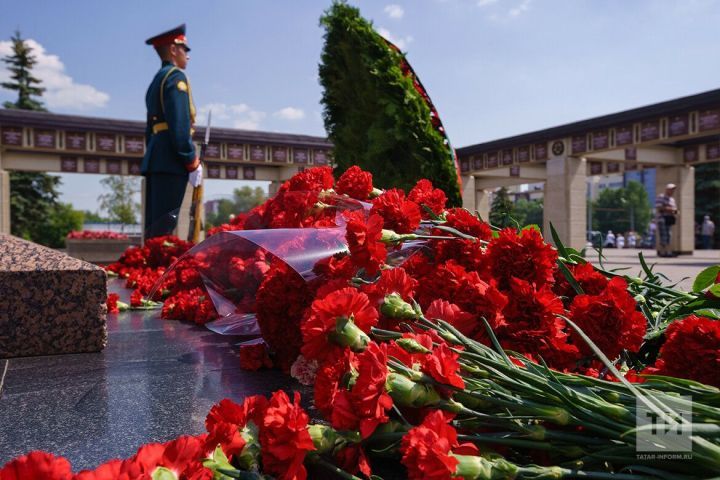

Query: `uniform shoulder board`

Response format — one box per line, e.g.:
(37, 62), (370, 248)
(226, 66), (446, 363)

(177, 80), (188, 92)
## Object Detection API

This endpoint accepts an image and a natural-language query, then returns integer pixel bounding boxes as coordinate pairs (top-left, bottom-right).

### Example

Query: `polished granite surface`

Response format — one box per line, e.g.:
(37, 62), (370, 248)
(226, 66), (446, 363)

(0, 281), (301, 470)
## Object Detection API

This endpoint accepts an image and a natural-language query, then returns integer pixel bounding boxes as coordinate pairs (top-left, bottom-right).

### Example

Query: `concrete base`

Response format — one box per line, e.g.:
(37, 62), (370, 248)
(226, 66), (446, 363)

(544, 156), (587, 250)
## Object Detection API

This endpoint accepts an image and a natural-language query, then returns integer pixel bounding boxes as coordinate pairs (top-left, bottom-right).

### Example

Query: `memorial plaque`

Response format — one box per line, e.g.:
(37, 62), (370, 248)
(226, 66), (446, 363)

(124, 136), (144, 154)
(571, 135), (587, 154)
(460, 159), (470, 173)
(534, 143), (548, 161)
(615, 125), (634, 146)
(589, 161), (603, 175)
(624, 162), (638, 171)
(625, 147), (637, 161)
(106, 159), (122, 174)
(34, 130), (56, 148)
(1, 127), (23, 145)
(60, 156), (78, 172)
(243, 166), (256, 180)
(314, 150), (329, 165)
(517, 146), (530, 163)
(683, 146), (698, 163)
(706, 143), (720, 160)
(472, 156), (483, 170)
(502, 149), (513, 166)
(228, 144), (245, 160)
(96, 133), (116, 152)
(207, 164), (221, 178)
(640, 120), (660, 142)
(607, 162), (620, 173)
(487, 152), (499, 168)
(205, 143), (221, 159)
(66, 132), (87, 150)
(226, 165), (239, 179)
(698, 109), (720, 132)
(509, 165), (520, 177)
(668, 114), (689, 137)
(128, 159), (142, 175)
(250, 145), (266, 162)
(293, 148), (309, 164)
(272, 147), (288, 163)
(592, 130), (609, 150)
(84, 158), (100, 173)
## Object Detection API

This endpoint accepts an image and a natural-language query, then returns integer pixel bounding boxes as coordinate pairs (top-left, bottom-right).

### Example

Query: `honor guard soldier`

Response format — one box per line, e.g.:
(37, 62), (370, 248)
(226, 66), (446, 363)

(142, 24), (202, 239)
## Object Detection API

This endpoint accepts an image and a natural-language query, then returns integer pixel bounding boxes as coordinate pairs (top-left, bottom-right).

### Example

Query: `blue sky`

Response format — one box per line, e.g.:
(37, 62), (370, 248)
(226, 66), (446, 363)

(3, 0), (720, 212)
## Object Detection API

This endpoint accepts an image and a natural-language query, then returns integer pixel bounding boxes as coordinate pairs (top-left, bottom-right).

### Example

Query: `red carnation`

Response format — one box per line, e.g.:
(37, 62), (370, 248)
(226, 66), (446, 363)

(553, 262), (608, 304)
(278, 166), (334, 193)
(444, 208), (493, 240)
(485, 227), (558, 291)
(344, 211), (387, 276)
(314, 348), (357, 416)
(400, 410), (479, 480)
(158, 435), (210, 478)
(130, 289), (143, 308)
(425, 299), (475, 338)
(106, 293), (120, 314)
(0, 451), (73, 480)
(204, 396), (269, 459)
(260, 391), (315, 480)
(645, 315), (720, 387)
(336, 165), (374, 200)
(568, 277), (646, 359)
(408, 179), (447, 217)
(424, 342), (465, 389)
(371, 188), (421, 234)
(118, 443), (165, 479)
(301, 287), (378, 361)
(239, 343), (274, 371)
(73, 459), (122, 480)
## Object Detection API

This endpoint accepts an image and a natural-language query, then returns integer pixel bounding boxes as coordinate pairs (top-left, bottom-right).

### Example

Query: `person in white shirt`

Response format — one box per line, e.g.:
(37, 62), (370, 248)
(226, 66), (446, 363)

(604, 230), (616, 248)
(616, 233), (625, 249)
(701, 215), (715, 250)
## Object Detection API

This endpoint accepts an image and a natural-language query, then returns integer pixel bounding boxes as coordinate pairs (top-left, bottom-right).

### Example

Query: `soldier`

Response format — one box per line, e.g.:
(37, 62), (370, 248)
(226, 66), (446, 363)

(142, 24), (202, 239)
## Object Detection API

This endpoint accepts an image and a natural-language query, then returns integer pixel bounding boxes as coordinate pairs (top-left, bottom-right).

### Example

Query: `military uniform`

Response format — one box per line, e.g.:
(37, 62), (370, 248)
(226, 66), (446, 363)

(142, 24), (198, 238)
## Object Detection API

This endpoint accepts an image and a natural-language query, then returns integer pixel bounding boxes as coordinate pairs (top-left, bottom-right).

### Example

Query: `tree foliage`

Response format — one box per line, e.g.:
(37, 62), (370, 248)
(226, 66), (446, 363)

(695, 161), (720, 248)
(206, 186), (266, 228)
(592, 180), (651, 235)
(98, 176), (140, 228)
(513, 198), (543, 229)
(318, 2), (461, 206)
(489, 187), (514, 228)
(2, 30), (46, 111)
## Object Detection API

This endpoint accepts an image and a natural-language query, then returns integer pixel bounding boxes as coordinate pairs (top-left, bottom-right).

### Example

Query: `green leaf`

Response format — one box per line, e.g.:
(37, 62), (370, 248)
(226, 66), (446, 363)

(549, 222), (569, 260)
(695, 308), (720, 319)
(692, 265), (720, 292)
(521, 224), (540, 233)
(557, 261), (584, 295)
(708, 283), (720, 297)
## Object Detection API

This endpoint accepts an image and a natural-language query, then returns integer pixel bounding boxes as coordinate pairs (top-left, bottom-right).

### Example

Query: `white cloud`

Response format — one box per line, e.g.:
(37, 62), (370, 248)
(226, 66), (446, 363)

(0, 38), (109, 110)
(384, 4), (405, 19)
(377, 27), (414, 50)
(477, 0), (498, 6)
(509, 0), (531, 17)
(274, 107), (306, 121)
(198, 102), (267, 130)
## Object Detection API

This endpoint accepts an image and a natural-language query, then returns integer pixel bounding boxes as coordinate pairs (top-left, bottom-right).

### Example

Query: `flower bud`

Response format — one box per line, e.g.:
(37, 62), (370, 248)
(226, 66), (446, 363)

(633, 294), (646, 304)
(452, 454), (519, 480)
(381, 293), (421, 320)
(237, 421), (262, 470)
(396, 337), (431, 354)
(329, 315), (371, 352)
(386, 372), (441, 407)
(151, 467), (178, 480)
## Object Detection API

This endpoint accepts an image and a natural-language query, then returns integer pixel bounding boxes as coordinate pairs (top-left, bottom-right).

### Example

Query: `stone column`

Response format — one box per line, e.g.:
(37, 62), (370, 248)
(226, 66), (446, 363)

(460, 175), (475, 211)
(268, 181), (283, 197)
(543, 156), (587, 249)
(476, 189), (490, 222)
(655, 165), (694, 254)
(0, 170), (10, 234)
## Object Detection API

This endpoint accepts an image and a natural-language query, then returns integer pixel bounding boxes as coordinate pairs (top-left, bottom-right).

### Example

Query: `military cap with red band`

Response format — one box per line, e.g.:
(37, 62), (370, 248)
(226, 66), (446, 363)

(145, 23), (191, 52)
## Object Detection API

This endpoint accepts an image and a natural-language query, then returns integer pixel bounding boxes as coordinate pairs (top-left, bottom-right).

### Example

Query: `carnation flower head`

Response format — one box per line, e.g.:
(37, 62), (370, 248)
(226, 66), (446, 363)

(336, 165), (374, 200)
(485, 227), (558, 292)
(344, 211), (387, 276)
(0, 451), (73, 480)
(371, 188), (422, 234)
(408, 179), (447, 217)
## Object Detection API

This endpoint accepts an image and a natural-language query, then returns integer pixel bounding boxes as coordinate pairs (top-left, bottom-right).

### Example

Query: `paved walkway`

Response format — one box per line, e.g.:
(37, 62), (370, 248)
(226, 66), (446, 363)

(587, 248), (720, 290)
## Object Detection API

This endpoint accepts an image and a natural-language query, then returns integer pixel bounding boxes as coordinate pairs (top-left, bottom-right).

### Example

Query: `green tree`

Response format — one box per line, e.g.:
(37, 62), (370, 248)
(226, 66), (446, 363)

(318, 2), (461, 206)
(98, 176), (140, 229)
(83, 210), (110, 223)
(489, 187), (515, 228)
(514, 198), (543, 228)
(592, 181), (651, 235)
(10, 171), (61, 240)
(206, 186), (266, 228)
(2, 30), (46, 111)
(695, 161), (720, 248)
(37, 203), (84, 248)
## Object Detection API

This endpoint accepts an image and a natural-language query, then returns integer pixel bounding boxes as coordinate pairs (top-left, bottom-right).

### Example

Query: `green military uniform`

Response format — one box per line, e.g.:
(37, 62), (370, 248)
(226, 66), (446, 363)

(142, 25), (197, 238)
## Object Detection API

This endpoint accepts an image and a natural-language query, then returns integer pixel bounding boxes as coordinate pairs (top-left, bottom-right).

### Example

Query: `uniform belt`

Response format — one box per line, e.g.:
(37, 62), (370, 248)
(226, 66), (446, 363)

(152, 122), (169, 134)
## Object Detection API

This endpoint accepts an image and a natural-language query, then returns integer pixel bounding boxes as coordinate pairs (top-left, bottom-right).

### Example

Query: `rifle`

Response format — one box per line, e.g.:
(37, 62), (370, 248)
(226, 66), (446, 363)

(188, 110), (211, 243)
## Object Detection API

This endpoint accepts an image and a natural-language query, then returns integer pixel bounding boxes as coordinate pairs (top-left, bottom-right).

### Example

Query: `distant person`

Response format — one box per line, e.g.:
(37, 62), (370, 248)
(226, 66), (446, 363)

(655, 183), (678, 257)
(604, 230), (616, 248)
(701, 215), (716, 249)
(627, 231), (637, 249)
(616, 233), (625, 249)
(141, 24), (202, 239)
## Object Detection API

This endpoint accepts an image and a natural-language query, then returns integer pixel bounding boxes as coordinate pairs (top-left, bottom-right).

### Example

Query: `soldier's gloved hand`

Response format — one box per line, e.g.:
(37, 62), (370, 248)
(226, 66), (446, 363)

(188, 163), (203, 187)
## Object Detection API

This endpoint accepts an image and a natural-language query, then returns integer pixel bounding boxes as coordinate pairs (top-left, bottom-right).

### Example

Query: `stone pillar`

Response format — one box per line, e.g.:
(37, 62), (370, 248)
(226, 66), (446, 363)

(476, 189), (490, 222)
(460, 175), (475, 211)
(655, 165), (694, 254)
(543, 156), (587, 249)
(268, 181), (283, 197)
(0, 170), (10, 234)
